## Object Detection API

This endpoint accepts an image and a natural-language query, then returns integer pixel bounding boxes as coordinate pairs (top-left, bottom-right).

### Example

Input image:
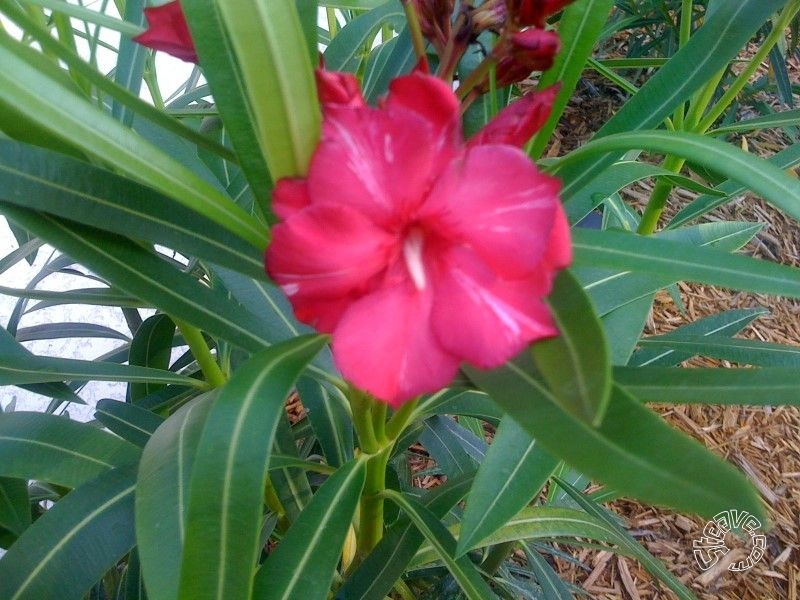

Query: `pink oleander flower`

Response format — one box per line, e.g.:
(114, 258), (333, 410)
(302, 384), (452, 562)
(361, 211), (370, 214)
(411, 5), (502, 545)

(266, 70), (571, 406)
(133, 1), (197, 63)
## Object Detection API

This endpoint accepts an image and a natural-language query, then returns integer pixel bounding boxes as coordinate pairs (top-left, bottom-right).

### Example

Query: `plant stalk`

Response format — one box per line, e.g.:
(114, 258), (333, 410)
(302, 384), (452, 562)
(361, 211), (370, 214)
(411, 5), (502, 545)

(172, 317), (227, 387)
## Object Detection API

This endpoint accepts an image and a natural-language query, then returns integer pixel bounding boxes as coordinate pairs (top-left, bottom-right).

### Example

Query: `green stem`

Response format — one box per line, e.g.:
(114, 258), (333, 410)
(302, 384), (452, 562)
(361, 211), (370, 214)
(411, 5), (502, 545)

(637, 154), (686, 234)
(348, 392), (421, 559)
(172, 318), (227, 387)
(456, 54), (495, 100)
(326, 7), (338, 38)
(402, 0), (428, 67)
(357, 445), (392, 557)
(671, 0), (694, 131)
(694, 2), (800, 134)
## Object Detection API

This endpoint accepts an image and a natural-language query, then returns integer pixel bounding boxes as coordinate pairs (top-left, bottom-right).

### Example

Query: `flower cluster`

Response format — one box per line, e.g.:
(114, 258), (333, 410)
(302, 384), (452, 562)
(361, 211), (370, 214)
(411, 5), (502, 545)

(266, 70), (570, 405)
(405, 0), (575, 89)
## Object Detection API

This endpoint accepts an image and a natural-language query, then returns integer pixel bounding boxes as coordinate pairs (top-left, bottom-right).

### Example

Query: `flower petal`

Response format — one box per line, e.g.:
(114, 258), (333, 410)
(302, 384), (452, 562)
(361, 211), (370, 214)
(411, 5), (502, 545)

(333, 283), (459, 406)
(468, 85), (559, 148)
(541, 200), (572, 271)
(265, 204), (396, 331)
(133, 1), (197, 63)
(421, 144), (562, 278)
(431, 247), (558, 368)
(308, 104), (450, 227)
(385, 72), (461, 149)
(272, 178), (311, 220)
(315, 69), (365, 108)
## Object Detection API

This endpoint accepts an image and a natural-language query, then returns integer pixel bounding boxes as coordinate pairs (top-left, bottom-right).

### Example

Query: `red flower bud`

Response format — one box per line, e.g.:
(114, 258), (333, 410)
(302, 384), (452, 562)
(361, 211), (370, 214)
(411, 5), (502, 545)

(133, 1), (197, 63)
(468, 84), (560, 147)
(508, 0), (574, 28)
(315, 70), (365, 108)
(493, 28), (560, 87)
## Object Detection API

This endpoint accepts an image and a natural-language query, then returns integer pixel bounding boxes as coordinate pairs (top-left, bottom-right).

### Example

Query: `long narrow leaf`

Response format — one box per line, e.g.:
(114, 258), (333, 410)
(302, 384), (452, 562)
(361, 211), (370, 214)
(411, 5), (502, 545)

(573, 228), (800, 299)
(381, 489), (497, 600)
(177, 336), (327, 600)
(0, 140), (264, 278)
(553, 130), (800, 222)
(136, 393), (217, 600)
(615, 366), (800, 405)
(0, 412), (140, 488)
(253, 459), (366, 600)
(0, 465), (137, 600)
(0, 32), (265, 248)
(467, 353), (764, 521)
(456, 417), (559, 557)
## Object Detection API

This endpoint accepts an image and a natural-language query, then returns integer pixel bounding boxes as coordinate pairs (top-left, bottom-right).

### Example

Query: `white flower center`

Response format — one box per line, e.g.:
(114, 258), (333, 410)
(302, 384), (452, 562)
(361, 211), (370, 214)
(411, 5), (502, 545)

(403, 228), (427, 291)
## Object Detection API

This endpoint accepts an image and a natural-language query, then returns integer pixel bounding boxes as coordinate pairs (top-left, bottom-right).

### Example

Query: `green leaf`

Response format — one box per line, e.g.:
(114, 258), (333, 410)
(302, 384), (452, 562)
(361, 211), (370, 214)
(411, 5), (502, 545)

(136, 393), (217, 600)
(198, 1), (320, 182)
(128, 314), (177, 401)
(296, 378), (353, 468)
(555, 0), (788, 204)
(0, 464), (137, 600)
(15, 322), (130, 343)
(456, 417), (559, 557)
(615, 366), (800, 405)
(0, 32), (265, 249)
(0, 353), (201, 388)
(0, 325), (82, 404)
(0, 412), (140, 488)
(362, 28), (415, 103)
(381, 490), (498, 600)
(637, 334), (800, 367)
(669, 142), (800, 228)
(572, 228), (800, 299)
(324, 1), (403, 73)
(524, 547), (574, 600)
(0, 141), (264, 278)
(707, 108), (800, 136)
(0, 206), (281, 355)
(319, 0), (384, 7)
(629, 308), (768, 367)
(413, 506), (620, 567)
(417, 389), (504, 424)
(532, 270), (612, 425)
(253, 458), (366, 600)
(178, 336), (327, 600)
(601, 294), (653, 366)
(575, 221), (762, 317)
(566, 161), (726, 221)
(0, 477), (30, 537)
(339, 475), (474, 600)
(94, 399), (164, 448)
(269, 410), (314, 522)
(554, 130), (800, 223)
(419, 416), (485, 478)
(467, 353), (765, 521)
(528, 0), (616, 159)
